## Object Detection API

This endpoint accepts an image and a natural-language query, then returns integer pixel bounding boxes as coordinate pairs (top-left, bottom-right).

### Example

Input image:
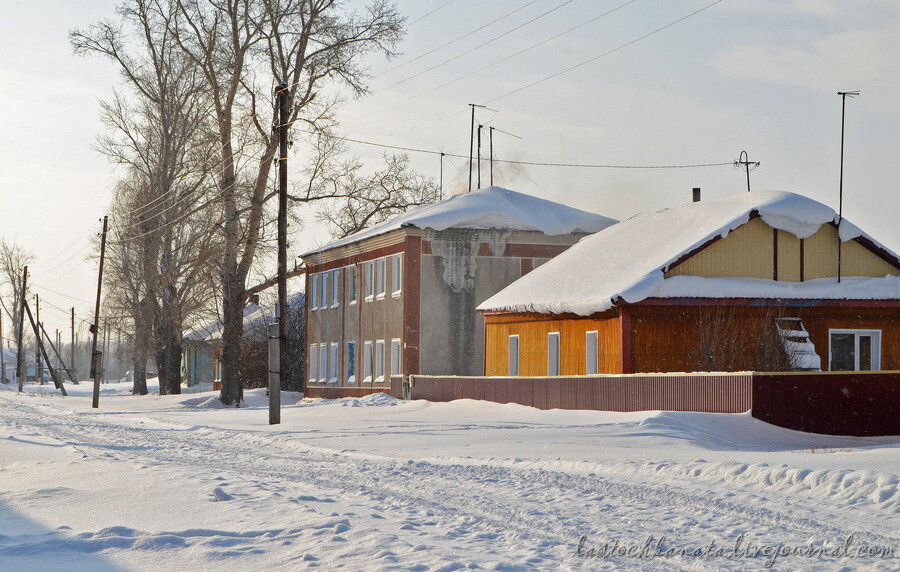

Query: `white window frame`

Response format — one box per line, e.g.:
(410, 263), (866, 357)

(321, 273), (329, 309)
(347, 266), (358, 305)
(828, 329), (881, 371)
(309, 344), (317, 383)
(375, 258), (386, 299)
(375, 339), (385, 382)
(346, 341), (356, 384)
(329, 342), (339, 383)
(391, 254), (402, 297)
(331, 269), (340, 308)
(390, 338), (402, 376)
(365, 261), (374, 300)
(547, 332), (560, 376)
(309, 273), (318, 310)
(363, 341), (373, 383)
(318, 343), (328, 383)
(508, 335), (519, 376)
(585, 330), (599, 375)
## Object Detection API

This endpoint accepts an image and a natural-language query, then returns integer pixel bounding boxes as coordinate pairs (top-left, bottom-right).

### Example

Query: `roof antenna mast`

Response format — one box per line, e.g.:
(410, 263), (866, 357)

(836, 90), (859, 283)
(467, 103), (495, 193)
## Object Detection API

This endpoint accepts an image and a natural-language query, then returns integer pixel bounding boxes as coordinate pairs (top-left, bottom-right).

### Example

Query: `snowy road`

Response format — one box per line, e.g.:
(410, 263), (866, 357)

(0, 383), (897, 570)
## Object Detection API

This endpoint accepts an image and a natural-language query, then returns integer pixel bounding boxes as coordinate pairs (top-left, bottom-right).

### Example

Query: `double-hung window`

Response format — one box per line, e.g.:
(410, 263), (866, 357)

(331, 269), (340, 307)
(375, 340), (385, 382)
(547, 332), (560, 376)
(320, 273), (329, 309)
(390, 339), (402, 376)
(391, 254), (402, 296)
(309, 273), (318, 310)
(347, 266), (358, 304)
(585, 331), (599, 375)
(375, 258), (386, 298)
(829, 329), (881, 371)
(365, 261), (374, 300)
(329, 343), (339, 383)
(508, 335), (519, 376)
(309, 344), (318, 383)
(346, 342), (356, 384)
(363, 341), (373, 383)
(318, 343), (328, 383)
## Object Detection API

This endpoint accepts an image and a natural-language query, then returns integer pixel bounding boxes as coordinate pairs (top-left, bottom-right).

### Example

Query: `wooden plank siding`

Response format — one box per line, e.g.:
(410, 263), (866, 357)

(483, 311), (621, 376)
(630, 304), (900, 372)
(666, 217), (774, 279)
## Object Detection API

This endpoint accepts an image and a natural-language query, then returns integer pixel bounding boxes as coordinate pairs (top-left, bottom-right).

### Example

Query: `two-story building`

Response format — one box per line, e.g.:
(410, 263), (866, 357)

(301, 186), (617, 398)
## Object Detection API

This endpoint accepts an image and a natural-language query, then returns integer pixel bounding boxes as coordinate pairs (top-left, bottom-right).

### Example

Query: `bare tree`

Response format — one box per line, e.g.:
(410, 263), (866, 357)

(0, 239), (35, 355)
(160, 0), (403, 404)
(73, 0), (222, 395)
(316, 152), (440, 239)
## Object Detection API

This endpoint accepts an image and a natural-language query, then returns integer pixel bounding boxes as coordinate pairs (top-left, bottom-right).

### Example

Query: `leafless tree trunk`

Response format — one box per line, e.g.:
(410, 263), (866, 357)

(0, 239), (35, 352)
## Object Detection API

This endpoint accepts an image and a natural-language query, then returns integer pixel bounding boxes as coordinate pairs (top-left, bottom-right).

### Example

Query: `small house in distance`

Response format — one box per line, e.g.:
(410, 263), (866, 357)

(301, 186), (617, 398)
(478, 190), (899, 376)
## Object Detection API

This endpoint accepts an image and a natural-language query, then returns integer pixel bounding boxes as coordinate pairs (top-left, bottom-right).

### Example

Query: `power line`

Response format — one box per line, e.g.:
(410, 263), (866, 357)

(394, 0), (723, 136)
(406, 0), (458, 27)
(31, 285), (93, 305)
(329, 133), (731, 169)
(377, 0), (578, 93)
(374, 0), (541, 79)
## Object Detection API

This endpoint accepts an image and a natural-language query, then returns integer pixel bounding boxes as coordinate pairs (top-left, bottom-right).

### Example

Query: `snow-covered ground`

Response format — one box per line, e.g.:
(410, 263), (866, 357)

(0, 380), (897, 570)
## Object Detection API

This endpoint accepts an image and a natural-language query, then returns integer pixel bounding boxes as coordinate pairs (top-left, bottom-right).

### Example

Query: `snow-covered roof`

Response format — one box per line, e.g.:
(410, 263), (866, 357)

(302, 186), (618, 257)
(478, 190), (900, 316)
(184, 291), (304, 342)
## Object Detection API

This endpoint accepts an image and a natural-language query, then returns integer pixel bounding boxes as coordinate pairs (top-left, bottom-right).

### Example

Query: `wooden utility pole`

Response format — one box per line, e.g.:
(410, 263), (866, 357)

(91, 216), (108, 408)
(42, 323), (75, 383)
(836, 91), (859, 284)
(16, 266), (27, 392)
(0, 311), (5, 384)
(70, 308), (75, 381)
(477, 124), (483, 189)
(489, 126), (494, 187)
(439, 152), (444, 200)
(272, 81), (290, 425)
(734, 150), (759, 193)
(35, 294), (42, 383)
(23, 300), (65, 395)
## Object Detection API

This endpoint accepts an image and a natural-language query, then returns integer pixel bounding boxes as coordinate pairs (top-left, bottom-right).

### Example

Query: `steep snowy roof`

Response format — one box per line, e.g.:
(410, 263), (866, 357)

(302, 186), (617, 256)
(479, 190), (900, 316)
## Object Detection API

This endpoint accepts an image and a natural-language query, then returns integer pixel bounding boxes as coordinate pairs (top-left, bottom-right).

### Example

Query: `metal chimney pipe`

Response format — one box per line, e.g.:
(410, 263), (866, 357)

(692, 187), (701, 202)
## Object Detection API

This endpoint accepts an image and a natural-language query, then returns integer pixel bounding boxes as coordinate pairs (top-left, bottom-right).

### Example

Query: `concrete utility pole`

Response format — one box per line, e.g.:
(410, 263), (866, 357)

(272, 80), (290, 425)
(91, 216), (108, 408)
(16, 266), (27, 391)
(837, 90), (859, 284)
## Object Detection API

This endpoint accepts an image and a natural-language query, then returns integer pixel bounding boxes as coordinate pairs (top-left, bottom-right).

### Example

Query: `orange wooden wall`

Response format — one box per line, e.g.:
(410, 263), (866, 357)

(483, 311), (621, 376)
(630, 305), (899, 372)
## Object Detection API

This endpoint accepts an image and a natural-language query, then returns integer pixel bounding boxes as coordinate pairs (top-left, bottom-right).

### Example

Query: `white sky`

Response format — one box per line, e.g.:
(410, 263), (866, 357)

(1, 0), (898, 337)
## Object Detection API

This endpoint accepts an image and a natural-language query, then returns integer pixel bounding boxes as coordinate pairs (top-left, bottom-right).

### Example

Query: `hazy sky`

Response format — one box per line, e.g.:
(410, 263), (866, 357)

(1, 0), (898, 337)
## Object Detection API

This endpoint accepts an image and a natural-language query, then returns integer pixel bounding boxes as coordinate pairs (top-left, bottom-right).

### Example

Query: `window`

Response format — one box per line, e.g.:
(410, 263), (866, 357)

(508, 335), (519, 376)
(375, 340), (385, 382)
(365, 261), (374, 299)
(363, 341), (373, 383)
(346, 342), (356, 384)
(331, 269), (340, 307)
(391, 254), (402, 296)
(375, 258), (386, 298)
(329, 343), (339, 383)
(309, 344), (317, 383)
(318, 343), (328, 383)
(585, 331), (599, 375)
(320, 273), (329, 309)
(347, 266), (358, 304)
(547, 332), (560, 376)
(390, 339), (401, 376)
(829, 329), (881, 371)
(309, 273), (318, 310)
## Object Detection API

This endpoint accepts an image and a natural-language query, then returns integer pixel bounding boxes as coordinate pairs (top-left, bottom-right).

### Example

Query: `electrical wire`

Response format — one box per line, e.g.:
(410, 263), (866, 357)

(376, 0), (578, 93)
(406, 0), (458, 27)
(374, 0), (540, 79)
(32, 285), (93, 305)
(393, 0), (723, 136)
